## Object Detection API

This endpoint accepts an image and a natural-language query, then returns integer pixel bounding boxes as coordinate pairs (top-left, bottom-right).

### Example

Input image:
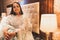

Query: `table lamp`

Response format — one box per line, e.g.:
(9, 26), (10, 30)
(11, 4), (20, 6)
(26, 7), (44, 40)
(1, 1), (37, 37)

(40, 14), (57, 40)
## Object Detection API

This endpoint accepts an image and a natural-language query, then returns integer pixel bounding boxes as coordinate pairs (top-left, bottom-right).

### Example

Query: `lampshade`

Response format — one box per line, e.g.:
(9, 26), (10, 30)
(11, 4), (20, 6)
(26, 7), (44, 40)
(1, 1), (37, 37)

(40, 14), (57, 33)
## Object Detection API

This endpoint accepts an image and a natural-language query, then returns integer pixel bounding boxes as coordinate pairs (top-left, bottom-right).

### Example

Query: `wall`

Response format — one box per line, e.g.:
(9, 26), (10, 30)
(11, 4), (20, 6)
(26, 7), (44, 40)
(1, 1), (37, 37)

(3, 0), (18, 12)
(2, 0), (54, 14)
(40, 0), (54, 14)
(0, 0), (3, 16)
(54, 0), (60, 28)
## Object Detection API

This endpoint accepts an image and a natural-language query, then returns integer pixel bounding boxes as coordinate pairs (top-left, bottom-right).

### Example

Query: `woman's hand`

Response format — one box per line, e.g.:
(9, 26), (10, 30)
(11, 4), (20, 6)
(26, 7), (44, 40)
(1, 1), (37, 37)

(3, 28), (16, 40)
(8, 31), (16, 38)
(3, 27), (10, 40)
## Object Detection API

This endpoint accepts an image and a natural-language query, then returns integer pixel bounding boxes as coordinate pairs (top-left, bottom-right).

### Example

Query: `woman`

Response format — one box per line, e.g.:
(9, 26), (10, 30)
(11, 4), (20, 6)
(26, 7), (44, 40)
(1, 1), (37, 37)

(0, 2), (34, 40)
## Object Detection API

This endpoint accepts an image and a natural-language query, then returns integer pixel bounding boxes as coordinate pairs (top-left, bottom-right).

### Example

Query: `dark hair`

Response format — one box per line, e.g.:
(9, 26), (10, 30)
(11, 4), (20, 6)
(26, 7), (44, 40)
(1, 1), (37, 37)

(10, 2), (23, 15)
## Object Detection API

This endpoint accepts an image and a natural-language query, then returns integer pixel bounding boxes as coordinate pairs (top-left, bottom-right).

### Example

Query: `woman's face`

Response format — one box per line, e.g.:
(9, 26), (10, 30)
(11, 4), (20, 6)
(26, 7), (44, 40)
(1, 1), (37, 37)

(13, 3), (20, 14)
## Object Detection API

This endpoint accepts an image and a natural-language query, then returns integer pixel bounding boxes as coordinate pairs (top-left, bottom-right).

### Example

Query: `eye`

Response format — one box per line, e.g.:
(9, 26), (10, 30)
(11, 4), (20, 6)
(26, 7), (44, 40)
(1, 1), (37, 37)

(17, 6), (19, 8)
